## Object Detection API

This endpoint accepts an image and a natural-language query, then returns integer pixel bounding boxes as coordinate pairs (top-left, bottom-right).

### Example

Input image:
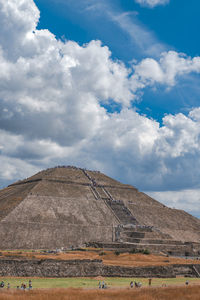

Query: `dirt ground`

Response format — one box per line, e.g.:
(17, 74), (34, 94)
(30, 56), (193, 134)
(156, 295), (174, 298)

(1, 286), (200, 300)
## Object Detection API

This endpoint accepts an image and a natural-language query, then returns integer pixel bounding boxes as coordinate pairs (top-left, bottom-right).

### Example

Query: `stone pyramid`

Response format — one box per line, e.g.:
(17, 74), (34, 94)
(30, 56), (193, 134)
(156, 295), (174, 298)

(0, 166), (200, 255)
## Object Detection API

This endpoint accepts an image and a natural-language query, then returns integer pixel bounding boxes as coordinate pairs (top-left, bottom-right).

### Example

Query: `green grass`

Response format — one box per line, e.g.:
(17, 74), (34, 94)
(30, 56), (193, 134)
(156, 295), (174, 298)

(0, 277), (200, 289)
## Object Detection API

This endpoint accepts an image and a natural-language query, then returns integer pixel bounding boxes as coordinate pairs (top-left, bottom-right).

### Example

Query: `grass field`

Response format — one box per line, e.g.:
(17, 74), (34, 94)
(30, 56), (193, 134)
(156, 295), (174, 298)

(0, 276), (200, 289)
(1, 286), (200, 300)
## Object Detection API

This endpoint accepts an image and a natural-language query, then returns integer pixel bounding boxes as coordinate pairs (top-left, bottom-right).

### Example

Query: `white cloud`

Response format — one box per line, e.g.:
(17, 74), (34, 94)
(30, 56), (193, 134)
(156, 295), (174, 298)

(147, 189), (200, 218)
(77, 108), (200, 193)
(0, 155), (38, 182)
(64, 0), (167, 57)
(82, 0), (167, 55)
(135, 0), (170, 8)
(107, 9), (166, 56)
(189, 107), (200, 121)
(0, 0), (40, 60)
(132, 51), (200, 90)
(0, 9), (134, 145)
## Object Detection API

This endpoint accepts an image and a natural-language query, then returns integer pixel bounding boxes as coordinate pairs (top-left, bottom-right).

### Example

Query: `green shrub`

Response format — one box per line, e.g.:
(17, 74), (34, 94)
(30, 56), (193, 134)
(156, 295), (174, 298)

(74, 248), (87, 251)
(129, 249), (136, 254)
(129, 248), (150, 255)
(143, 249), (150, 255)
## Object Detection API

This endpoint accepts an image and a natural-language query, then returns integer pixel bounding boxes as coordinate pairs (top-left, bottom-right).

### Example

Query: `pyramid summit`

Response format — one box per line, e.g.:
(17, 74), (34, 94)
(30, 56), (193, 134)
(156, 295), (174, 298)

(0, 166), (200, 255)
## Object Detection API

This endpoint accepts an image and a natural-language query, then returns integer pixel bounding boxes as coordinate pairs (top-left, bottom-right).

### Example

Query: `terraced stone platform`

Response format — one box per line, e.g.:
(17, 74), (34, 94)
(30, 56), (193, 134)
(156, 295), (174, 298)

(0, 166), (200, 255)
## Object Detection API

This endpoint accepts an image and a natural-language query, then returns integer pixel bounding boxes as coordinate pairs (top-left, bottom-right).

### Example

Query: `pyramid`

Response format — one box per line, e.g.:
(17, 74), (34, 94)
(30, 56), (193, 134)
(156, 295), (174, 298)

(0, 166), (200, 255)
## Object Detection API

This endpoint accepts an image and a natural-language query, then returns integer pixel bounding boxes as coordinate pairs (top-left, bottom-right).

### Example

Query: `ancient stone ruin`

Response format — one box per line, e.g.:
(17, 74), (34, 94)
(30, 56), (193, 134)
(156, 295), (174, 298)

(0, 166), (200, 256)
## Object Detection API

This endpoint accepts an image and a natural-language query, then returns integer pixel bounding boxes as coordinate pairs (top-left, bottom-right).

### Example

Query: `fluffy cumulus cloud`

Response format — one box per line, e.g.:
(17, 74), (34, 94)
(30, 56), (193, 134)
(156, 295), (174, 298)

(131, 51), (200, 90)
(77, 109), (200, 193)
(135, 0), (170, 8)
(1, 0), (200, 216)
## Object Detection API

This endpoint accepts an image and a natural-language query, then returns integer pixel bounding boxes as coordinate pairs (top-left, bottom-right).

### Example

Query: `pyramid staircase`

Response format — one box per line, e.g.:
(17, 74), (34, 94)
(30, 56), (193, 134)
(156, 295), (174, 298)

(82, 169), (138, 224)
(193, 265), (200, 277)
(82, 169), (200, 256)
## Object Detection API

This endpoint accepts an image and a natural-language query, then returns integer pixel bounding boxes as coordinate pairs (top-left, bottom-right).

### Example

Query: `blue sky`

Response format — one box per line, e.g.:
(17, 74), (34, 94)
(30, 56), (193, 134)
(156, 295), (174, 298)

(0, 0), (200, 217)
(34, 0), (200, 122)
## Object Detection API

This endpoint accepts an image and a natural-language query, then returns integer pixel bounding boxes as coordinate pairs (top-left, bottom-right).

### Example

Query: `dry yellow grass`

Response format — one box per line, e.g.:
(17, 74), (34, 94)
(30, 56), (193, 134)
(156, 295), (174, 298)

(0, 286), (200, 300)
(101, 252), (200, 267)
(1, 250), (200, 267)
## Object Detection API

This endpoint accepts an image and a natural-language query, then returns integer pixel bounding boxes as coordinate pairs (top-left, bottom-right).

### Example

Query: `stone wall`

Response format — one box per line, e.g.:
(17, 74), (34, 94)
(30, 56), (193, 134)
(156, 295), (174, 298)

(0, 258), (199, 278)
(0, 259), (103, 277)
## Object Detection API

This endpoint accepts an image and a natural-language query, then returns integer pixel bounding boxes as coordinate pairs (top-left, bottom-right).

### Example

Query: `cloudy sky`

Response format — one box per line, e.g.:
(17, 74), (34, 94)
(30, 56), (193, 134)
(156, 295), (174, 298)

(0, 0), (200, 217)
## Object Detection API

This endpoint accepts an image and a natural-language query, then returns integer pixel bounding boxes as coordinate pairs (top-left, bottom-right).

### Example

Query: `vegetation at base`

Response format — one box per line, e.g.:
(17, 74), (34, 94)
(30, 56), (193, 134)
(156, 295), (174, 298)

(0, 277), (199, 290)
(73, 248), (87, 252)
(0, 286), (200, 300)
(129, 249), (150, 255)
(114, 251), (120, 256)
(142, 249), (150, 255)
(99, 252), (106, 256)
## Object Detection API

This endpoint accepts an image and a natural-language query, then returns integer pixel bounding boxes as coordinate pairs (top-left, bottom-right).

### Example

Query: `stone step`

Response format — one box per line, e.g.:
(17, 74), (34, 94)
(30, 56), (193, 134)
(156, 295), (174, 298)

(120, 228), (172, 240)
(105, 200), (138, 225)
(127, 243), (193, 255)
(122, 227), (153, 233)
(121, 231), (145, 238)
(95, 187), (108, 198)
(193, 266), (200, 277)
(87, 241), (195, 256)
(121, 237), (185, 245)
